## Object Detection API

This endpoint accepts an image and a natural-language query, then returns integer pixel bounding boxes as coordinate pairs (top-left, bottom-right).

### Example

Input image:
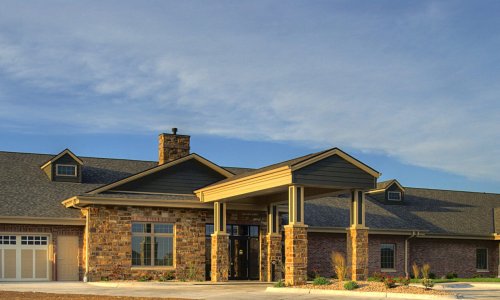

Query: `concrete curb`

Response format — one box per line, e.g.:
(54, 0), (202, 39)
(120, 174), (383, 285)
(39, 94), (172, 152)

(266, 287), (458, 299)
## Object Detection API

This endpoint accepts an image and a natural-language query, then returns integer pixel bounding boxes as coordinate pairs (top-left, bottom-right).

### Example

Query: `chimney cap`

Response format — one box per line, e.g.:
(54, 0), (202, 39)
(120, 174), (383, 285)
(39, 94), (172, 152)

(172, 128), (178, 135)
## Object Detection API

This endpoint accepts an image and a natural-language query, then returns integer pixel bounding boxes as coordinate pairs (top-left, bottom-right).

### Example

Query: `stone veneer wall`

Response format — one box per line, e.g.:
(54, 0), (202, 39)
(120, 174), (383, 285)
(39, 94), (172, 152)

(85, 206), (270, 282)
(85, 206), (208, 281)
(284, 225), (308, 285)
(0, 223), (85, 280)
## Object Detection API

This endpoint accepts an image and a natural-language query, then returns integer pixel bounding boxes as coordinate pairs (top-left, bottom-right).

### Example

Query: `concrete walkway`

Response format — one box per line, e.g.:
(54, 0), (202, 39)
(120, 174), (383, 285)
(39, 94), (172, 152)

(0, 281), (498, 299)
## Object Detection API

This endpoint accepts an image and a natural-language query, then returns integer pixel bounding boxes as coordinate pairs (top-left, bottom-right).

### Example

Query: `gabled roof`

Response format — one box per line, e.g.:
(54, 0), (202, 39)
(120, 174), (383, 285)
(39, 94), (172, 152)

(367, 179), (405, 193)
(88, 153), (234, 195)
(200, 147), (380, 189)
(0, 151), (157, 219)
(40, 148), (83, 169)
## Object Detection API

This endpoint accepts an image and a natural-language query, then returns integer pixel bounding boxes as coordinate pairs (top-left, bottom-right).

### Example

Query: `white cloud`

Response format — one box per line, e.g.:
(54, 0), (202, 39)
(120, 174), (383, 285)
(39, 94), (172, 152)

(0, 1), (499, 182)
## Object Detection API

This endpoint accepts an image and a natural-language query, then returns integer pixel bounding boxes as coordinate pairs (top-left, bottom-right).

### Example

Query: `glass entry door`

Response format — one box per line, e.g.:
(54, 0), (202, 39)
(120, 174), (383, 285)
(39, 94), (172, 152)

(205, 224), (259, 280)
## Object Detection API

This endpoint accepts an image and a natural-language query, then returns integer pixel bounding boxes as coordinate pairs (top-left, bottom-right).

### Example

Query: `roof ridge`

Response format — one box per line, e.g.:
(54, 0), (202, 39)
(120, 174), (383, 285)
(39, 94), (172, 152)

(406, 186), (500, 196)
(0, 150), (156, 163)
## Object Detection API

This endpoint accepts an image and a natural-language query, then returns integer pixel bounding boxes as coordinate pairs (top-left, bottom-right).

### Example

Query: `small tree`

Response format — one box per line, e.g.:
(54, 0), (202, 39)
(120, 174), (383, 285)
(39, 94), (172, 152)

(412, 262), (420, 279)
(422, 263), (431, 279)
(331, 251), (347, 284)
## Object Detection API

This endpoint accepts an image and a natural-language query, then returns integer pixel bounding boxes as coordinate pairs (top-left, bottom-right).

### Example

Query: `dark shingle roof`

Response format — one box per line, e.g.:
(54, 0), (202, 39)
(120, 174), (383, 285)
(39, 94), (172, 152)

(305, 187), (500, 236)
(0, 151), (157, 218)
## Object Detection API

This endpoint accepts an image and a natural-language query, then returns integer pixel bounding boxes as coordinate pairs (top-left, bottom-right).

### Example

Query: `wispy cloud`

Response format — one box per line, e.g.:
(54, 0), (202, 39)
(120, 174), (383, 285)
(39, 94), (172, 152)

(0, 1), (499, 181)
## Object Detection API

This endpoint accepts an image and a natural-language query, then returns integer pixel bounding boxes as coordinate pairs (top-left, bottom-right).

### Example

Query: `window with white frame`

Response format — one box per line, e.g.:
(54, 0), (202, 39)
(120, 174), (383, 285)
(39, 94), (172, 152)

(476, 248), (488, 270)
(387, 191), (402, 201)
(381, 244), (396, 270)
(56, 164), (77, 176)
(131, 223), (174, 267)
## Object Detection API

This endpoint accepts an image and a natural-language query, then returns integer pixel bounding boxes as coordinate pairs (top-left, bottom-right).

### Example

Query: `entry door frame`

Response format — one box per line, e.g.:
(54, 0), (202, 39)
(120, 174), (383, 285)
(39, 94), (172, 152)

(229, 236), (250, 280)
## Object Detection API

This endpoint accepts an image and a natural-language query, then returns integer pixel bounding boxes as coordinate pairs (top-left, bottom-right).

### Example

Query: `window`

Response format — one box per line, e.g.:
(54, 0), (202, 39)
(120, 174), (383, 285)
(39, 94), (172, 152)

(21, 235), (48, 245)
(0, 235), (16, 245)
(381, 244), (396, 270)
(387, 191), (402, 201)
(132, 223), (174, 267)
(56, 164), (77, 176)
(476, 248), (488, 270)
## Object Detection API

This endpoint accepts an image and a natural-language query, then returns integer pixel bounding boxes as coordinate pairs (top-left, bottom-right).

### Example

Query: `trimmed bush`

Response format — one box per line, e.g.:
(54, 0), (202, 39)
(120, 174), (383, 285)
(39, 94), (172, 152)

(313, 276), (331, 285)
(422, 278), (434, 289)
(445, 272), (458, 279)
(344, 281), (359, 290)
(274, 280), (286, 287)
(384, 276), (396, 288)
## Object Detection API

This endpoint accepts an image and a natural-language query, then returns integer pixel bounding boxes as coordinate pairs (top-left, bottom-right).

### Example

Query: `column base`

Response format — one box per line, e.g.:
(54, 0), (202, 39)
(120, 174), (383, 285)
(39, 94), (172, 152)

(284, 224), (308, 286)
(211, 232), (229, 282)
(266, 233), (282, 282)
(347, 227), (369, 281)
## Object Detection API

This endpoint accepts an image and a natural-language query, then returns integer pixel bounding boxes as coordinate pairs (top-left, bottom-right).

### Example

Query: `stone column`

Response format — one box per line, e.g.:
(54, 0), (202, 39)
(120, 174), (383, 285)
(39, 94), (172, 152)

(347, 190), (369, 281)
(347, 227), (369, 281)
(266, 204), (282, 281)
(285, 225), (308, 285)
(285, 185), (307, 286)
(211, 201), (229, 282)
(267, 233), (282, 281)
(211, 232), (229, 282)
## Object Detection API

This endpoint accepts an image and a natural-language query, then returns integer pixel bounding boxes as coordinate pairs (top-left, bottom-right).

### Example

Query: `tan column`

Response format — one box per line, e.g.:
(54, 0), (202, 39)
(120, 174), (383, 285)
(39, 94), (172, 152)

(211, 202), (229, 282)
(267, 204), (282, 281)
(285, 185), (308, 286)
(347, 189), (369, 281)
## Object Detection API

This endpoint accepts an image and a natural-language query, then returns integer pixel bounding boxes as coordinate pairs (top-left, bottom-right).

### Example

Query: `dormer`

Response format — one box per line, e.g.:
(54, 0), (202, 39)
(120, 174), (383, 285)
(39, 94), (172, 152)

(366, 179), (405, 204)
(40, 149), (83, 183)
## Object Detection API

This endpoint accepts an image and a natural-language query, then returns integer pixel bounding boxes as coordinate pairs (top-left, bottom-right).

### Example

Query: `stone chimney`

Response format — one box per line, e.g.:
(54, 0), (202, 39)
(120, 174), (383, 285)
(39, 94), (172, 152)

(158, 128), (190, 165)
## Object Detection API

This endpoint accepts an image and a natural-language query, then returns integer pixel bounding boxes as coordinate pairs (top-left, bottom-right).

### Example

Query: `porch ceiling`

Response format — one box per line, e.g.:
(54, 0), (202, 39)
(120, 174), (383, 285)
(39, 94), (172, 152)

(195, 148), (380, 203)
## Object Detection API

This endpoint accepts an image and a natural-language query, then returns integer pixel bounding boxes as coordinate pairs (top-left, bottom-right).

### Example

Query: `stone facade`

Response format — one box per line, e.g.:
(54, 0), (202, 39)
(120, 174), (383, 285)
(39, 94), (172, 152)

(284, 224), (308, 285)
(266, 233), (282, 281)
(0, 223), (84, 280)
(347, 228), (369, 281)
(85, 205), (207, 281)
(211, 233), (229, 282)
(158, 133), (190, 165)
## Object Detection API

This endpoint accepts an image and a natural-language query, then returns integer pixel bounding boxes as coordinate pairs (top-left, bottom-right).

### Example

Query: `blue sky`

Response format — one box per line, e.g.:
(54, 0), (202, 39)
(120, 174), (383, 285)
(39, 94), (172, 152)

(0, 1), (499, 193)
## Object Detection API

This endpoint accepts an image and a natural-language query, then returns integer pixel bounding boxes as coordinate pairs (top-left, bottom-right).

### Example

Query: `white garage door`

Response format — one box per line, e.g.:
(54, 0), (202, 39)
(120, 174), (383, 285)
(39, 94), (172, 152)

(0, 235), (49, 281)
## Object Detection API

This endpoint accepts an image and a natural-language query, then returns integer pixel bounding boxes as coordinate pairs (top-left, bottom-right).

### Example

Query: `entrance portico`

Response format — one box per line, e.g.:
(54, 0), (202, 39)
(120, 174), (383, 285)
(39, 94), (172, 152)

(196, 148), (380, 284)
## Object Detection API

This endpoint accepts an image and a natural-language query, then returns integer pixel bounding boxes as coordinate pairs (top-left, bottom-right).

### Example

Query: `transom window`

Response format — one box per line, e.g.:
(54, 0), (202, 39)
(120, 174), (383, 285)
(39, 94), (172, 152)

(476, 248), (488, 270)
(131, 223), (174, 267)
(387, 191), (402, 201)
(56, 164), (77, 176)
(381, 244), (396, 270)
(0, 235), (16, 245)
(21, 235), (48, 245)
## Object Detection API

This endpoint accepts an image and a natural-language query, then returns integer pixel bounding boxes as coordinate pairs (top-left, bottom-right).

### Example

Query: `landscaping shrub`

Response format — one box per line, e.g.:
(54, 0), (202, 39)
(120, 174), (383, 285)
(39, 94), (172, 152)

(137, 273), (152, 282)
(429, 272), (436, 279)
(158, 271), (175, 282)
(274, 279), (285, 287)
(422, 263), (431, 279)
(371, 272), (386, 282)
(313, 276), (330, 285)
(396, 276), (410, 286)
(412, 262), (420, 279)
(344, 281), (359, 290)
(331, 251), (347, 283)
(422, 278), (434, 289)
(384, 275), (396, 288)
(445, 272), (458, 279)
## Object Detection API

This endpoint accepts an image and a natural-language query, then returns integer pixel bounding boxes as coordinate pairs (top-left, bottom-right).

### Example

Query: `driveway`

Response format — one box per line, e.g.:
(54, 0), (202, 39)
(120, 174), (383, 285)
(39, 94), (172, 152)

(1, 281), (499, 300)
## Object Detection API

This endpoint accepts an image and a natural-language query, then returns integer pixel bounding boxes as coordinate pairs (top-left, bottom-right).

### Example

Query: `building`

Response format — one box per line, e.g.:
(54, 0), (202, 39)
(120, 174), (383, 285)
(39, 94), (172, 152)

(0, 130), (499, 283)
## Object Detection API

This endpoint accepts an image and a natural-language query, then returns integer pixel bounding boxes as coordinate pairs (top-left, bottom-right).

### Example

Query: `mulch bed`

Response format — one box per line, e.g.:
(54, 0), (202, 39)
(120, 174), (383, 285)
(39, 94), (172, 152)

(294, 280), (451, 295)
(0, 291), (189, 300)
